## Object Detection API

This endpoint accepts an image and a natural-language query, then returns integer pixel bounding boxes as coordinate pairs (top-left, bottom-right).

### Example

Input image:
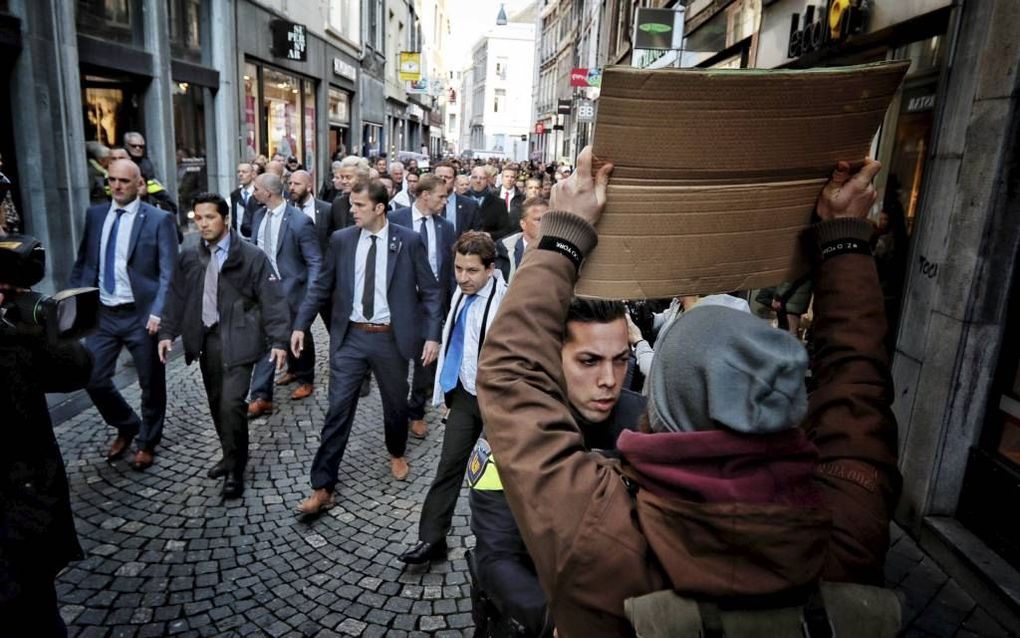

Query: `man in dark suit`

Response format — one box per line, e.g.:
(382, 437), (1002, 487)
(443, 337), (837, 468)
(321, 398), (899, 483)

(328, 156), (371, 234)
(496, 166), (525, 229)
(288, 170), (333, 256)
(390, 174), (456, 439)
(433, 161), (480, 237)
(466, 166), (511, 240)
(157, 193), (290, 498)
(291, 178), (442, 514)
(69, 159), (178, 470)
(495, 197), (548, 283)
(228, 162), (261, 239)
(247, 173), (322, 413)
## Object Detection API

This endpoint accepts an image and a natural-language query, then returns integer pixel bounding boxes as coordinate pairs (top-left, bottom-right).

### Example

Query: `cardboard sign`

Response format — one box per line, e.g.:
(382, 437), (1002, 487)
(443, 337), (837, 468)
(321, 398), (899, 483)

(581, 60), (909, 300)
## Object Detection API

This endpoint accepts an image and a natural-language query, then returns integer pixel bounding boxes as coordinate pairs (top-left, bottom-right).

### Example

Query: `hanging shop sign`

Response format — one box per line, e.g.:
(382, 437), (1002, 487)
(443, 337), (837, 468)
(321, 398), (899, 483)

(406, 78), (429, 95)
(787, 0), (870, 59)
(399, 52), (422, 82)
(633, 7), (685, 51)
(576, 99), (595, 123)
(535, 122), (546, 134)
(271, 20), (307, 61)
(557, 99), (572, 115)
(570, 68), (603, 87)
(332, 57), (358, 82)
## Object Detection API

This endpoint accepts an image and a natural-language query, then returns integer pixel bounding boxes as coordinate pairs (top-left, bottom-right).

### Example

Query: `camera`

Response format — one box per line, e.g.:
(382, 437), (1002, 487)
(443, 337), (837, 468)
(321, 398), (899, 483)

(0, 234), (99, 342)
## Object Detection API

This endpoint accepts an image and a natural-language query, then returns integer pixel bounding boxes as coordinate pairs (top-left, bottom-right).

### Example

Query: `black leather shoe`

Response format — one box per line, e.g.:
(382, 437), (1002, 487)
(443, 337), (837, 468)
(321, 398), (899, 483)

(223, 475), (244, 499)
(207, 460), (227, 479)
(399, 540), (448, 565)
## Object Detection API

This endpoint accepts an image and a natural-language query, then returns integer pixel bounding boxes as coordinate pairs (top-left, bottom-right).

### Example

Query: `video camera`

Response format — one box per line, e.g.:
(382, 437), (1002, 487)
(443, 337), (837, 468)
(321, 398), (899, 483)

(0, 234), (99, 342)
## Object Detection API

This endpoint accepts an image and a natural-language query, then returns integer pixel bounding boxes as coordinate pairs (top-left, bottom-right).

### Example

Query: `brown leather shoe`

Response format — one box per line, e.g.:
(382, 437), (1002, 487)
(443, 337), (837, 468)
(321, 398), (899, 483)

(296, 488), (335, 515)
(275, 372), (298, 386)
(132, 449), (154, 471)
(106, 433), (135, 461)
(291, 383), (314, 400)
(247, 399), (273, 418)
(409, 419), (427, 439)
(391, 456), (409, 481)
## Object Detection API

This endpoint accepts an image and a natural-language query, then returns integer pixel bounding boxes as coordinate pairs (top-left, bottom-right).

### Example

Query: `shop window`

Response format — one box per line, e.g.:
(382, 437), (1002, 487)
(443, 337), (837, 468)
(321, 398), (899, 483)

(172, 82), (206, 221)
(81, 72), (144, 148)
(303, 82), (316, 176)
(263, 68), (302, 160)
(77, 0), (137, 45)
(242, 62), (260, 160)
(168, 0), (203, 64)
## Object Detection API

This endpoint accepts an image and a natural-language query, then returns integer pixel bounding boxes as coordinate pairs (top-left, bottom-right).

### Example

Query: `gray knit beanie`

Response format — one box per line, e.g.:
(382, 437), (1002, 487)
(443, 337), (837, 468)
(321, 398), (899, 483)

(647, 304), (808, 434)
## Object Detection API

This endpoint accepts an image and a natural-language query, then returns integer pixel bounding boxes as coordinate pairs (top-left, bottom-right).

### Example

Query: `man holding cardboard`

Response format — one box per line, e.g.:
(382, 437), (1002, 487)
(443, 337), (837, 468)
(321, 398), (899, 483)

(476, 147), (897, 636)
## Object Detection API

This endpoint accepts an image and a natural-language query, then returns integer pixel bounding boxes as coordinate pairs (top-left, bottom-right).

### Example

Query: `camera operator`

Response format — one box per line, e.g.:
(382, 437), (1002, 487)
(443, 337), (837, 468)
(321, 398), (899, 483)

(1, 235), (94, 636)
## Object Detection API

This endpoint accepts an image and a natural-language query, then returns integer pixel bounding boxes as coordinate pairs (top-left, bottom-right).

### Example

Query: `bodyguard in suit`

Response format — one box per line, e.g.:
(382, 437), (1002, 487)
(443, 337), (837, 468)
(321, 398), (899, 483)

(247, 173), (322, 414)
(157, 193), (290, 498)
(466, 166), (511, 240)
(495, 197), (548, 283)
(69, 159), (178, 470)
(433, 162), (480, 237)
(288, 170), (333, 265)
(228, 162), (261, 239)
(291, 178), (442, 515)
(496, 166), (525, 229)
(390, 174), (457, 439)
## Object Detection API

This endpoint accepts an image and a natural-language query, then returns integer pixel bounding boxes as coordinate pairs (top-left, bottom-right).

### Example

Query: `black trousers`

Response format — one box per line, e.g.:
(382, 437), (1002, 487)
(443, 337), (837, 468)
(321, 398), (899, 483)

(418, 384), (483, 543)
(199, 327), (255, 478)
(408, 348), (437, 421)
(0, 570), (66, 637)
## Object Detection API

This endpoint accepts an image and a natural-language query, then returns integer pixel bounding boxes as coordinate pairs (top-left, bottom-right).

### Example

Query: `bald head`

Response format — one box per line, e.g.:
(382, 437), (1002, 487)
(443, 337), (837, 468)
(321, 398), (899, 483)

(266, 160), (285, 177)
(107, 159), (143, 206)
(288, 170), (314, 204)
(254, 172), (286, 207)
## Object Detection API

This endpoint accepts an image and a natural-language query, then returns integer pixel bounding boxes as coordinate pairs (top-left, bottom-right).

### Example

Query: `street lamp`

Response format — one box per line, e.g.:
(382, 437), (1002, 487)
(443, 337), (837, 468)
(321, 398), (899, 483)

(496, 3), (507, 25)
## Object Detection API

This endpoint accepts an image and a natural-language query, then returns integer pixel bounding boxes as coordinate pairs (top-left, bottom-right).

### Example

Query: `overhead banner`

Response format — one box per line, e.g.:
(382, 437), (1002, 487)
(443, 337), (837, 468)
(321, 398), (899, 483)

(570, 68), (603, 87)
(581, 61), (909, 299)
(633, 7), (685, 51)
(399, 52), (422, 82)
(406, 78), (429, 95)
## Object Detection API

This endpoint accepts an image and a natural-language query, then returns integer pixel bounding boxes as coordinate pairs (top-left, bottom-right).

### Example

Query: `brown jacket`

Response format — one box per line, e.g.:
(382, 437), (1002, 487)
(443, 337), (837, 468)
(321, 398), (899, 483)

(476, 213), (899, 637)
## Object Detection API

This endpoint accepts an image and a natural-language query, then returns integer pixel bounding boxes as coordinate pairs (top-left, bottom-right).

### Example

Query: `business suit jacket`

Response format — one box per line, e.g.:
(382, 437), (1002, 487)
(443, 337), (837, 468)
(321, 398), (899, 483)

(467, 190), (511, 240)
(328, 192), (354, 235)
(250, 203), (322, 316)
(292, 197), (334, 254)
(390, 206), (457, 311)
(70, 201), (178, 320)
(229, 187), (261, 239)
(495, 231), (526, 283)
(441, 194), (481, 237)
(294, 223), (443, 361)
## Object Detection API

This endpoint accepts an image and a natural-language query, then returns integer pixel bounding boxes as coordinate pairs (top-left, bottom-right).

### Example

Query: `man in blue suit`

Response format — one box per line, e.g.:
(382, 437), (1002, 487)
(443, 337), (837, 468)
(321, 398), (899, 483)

(291, 178), (442, 515)
(247, 173), (322, 416)
(70, 159), (178, 470)
(391, 173), (456, 439)
(433, 162), (480, 237)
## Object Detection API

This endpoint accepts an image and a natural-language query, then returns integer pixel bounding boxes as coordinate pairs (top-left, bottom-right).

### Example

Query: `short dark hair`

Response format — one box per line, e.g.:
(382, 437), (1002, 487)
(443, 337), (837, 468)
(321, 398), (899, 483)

(433, 161), (454, 173)
(520, 196), (548, 217)
(453, 231), (496, 267)
(351, 178), (390, 209)
(192, 192), (229, 218)
(566, 298), (627, 327)
(417, 173), (443, 194)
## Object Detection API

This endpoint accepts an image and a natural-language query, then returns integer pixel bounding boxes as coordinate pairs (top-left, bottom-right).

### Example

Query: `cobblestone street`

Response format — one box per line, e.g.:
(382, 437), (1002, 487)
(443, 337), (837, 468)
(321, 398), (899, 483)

(50, 323), (1016, 637)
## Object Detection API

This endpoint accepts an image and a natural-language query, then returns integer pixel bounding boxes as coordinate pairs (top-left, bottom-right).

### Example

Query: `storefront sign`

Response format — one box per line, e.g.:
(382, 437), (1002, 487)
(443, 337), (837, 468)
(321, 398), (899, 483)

(399, 52), (422, 82)
(271, 20), (307, 62)
(903, 86), (937, 113)
(787, 1), (869, 59)
(557, 99), (572, 115)
(576, 99), (595, 123)
(332, 57), (357, 82)
(633, 7), (685, 51)
(570, 68), (603, 88)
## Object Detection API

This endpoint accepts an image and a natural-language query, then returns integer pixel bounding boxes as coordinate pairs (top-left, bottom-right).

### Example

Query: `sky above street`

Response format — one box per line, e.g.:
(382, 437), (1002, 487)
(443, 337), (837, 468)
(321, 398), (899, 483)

(446, 0), (536, 62)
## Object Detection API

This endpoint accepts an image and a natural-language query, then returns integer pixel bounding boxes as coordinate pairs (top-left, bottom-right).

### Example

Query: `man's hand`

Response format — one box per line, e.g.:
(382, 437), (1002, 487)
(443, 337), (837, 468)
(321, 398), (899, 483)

(157, 339), (172, 364)
(290, 330), (304, 358)
(270, 348), (288, 373)
(146, 316), (161, 335)
(624, 313), (643, 346)
(549, 146), (613, 226)
(817, 159), (882, 221)
(421, 340), (440, 366)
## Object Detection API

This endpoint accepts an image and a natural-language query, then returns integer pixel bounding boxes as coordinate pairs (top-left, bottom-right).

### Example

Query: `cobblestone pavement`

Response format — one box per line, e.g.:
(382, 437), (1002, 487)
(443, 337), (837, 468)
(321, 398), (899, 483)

(51, 323), (1015, 637)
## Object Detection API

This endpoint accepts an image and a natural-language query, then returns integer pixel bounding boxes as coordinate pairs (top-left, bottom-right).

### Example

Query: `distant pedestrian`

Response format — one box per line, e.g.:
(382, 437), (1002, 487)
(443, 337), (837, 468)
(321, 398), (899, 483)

(228, 162), (260, 239)
(466, 166), (510, 239)
(86, 141), (112, 205)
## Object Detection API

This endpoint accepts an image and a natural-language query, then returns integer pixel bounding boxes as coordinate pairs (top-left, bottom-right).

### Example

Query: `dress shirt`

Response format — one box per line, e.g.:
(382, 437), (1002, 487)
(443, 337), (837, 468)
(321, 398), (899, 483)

(458, 276), (496, 395)
(444, 194), (458, 231)
(98, 197), (141, 307)
(298, 196), (317, 223)
(205, 231), (231, 271)
(499, 187), (516, 209)
(350, 223), (391, 324)
(257, 200), (286, 275)
(232, 185), (254, 229)
(411, 204), (438, 278)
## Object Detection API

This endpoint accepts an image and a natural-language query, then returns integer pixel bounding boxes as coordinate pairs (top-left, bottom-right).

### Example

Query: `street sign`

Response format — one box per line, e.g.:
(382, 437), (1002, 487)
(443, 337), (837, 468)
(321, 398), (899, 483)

(576, 99), (595, 123)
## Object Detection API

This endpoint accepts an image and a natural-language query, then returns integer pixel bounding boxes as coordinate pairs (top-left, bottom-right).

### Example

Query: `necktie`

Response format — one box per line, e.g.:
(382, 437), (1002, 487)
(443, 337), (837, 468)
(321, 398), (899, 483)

(419, 217), (436, 277)
(103, 208), (126, 294)
(362, 235), (378, 320)
(242, 190), (249, 206)
(440, 295), (479, 392)
(202, 247), (219, 327)
(505, 192), (511, 209)
(261, 211), (273, 255)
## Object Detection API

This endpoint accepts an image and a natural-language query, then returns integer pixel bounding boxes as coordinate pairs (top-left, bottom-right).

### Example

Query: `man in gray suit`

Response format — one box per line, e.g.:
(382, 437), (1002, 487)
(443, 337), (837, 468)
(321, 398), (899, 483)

(291, 178), (442, 515)
(247, 173), (322, 415)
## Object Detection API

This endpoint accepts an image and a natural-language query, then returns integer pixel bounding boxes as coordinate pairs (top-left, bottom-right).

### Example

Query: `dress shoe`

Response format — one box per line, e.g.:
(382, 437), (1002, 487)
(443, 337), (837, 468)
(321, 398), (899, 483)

(409, 419), (427, 439)
(275, 372), (298, 386)
(207, 459), (227, 479)
(291, 383), (314, 400)
(247, 398), (273, 418)
(399, 539), (448, 565)
(390, 456), (410, 481)
(296, 488), (335, 515)
(106, 433), (135, 461)
(359, 376), (372, 397)
(132, 449), (154, 471)
(223, 475), (244, 499)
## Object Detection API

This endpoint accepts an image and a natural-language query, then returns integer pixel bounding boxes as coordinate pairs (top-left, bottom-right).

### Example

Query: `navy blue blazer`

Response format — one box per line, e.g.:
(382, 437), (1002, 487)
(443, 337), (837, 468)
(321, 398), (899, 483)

(389, 206), (457, 310)
(70, 201), (178, 319)
(250, 203), (322, 316)
(294, 222), (442, 361)
(440, 194), (481, 237)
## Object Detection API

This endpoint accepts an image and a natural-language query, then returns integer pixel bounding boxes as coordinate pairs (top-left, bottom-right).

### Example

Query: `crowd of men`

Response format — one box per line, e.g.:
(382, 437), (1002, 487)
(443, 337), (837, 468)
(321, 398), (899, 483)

(3, 126), (904, 636)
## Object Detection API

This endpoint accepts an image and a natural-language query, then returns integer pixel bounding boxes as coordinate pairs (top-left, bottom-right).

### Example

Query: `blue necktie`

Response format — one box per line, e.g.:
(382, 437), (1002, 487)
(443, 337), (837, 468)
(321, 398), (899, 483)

(103, 208), (126, 294)
(440, 295), (479, 392)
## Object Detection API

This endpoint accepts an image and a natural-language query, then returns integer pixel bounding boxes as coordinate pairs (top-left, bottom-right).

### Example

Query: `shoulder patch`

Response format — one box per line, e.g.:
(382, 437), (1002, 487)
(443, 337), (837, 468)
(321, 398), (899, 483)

(466, 438), (492, 488)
